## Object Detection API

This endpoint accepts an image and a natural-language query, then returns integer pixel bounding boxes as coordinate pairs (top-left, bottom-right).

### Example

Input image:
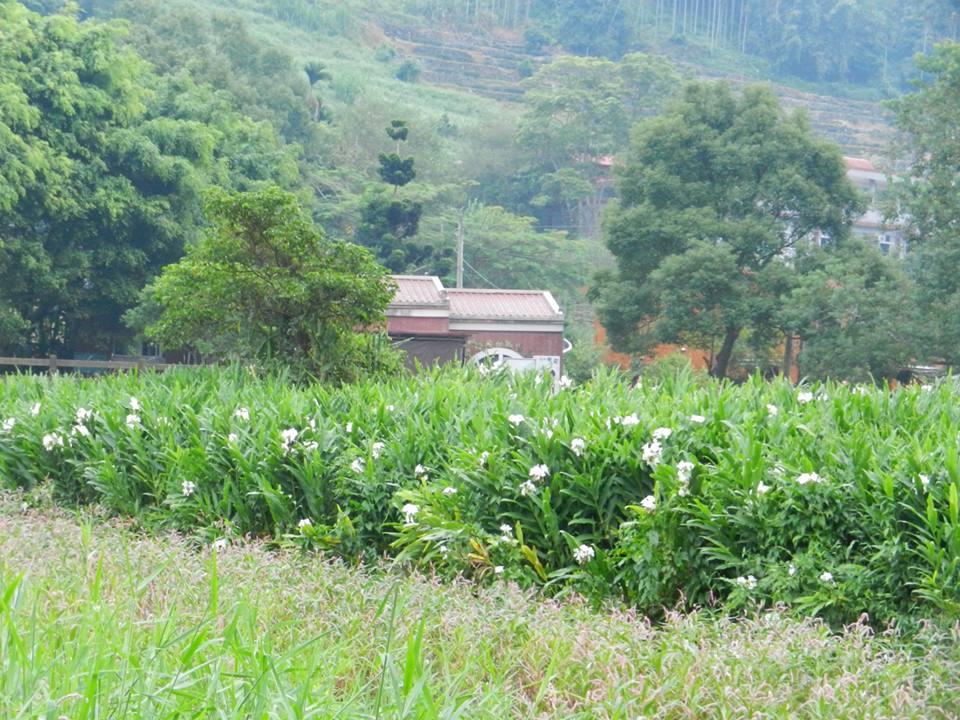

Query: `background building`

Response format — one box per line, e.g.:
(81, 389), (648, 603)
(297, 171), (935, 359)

(387, 276), (566, 371)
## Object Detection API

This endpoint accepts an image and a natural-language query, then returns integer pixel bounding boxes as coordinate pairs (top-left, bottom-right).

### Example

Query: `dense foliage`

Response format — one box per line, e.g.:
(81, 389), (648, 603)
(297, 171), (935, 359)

(592, 81), (868, 378)
(0, 1), (201, 355)
(2, 367), (959, 626)
(890, 42), (960, 368)
(402, 0), (959, 90)
(0, 1), (311, 356)
(512, 52), (678, 237)
(139, 187), (399, 382)
(5, 0), (597, 349)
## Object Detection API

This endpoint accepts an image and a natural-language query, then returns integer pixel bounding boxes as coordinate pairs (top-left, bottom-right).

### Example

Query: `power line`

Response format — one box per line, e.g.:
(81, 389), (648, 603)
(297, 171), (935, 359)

(463, 259), (501, 289)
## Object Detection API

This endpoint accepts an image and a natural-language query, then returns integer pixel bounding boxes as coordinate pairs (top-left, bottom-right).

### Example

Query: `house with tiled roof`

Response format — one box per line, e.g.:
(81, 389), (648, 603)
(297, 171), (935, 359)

(842, 157), (907, 257)
(387, 276), (566, 371)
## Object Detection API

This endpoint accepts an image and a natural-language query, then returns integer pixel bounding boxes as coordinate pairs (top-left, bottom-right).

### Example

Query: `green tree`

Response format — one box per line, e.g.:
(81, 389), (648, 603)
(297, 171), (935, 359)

(591, 81), (863, 378)
(516, 53), (679, 236)
(395, 59), (421, 83)
(355, 121), (454, 275)
(0, 1), (206, 355)
(889, 42), (960, 366)
(142, 187), (398, 382)
(780, 241), (918, 381)
(304, 61), (332, 122)
(456, 203), (587, 296)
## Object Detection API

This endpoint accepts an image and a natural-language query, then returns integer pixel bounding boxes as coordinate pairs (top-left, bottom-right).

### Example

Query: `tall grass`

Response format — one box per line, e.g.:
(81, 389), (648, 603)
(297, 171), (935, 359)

(1, 498), (958, 719)
(1, 366), (959, 624)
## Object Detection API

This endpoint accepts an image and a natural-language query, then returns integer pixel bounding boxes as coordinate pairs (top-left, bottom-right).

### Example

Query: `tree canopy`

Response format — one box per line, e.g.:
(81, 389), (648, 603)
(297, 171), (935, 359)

(0, 0), (203, 355)
(0, 1), (319, 356)
(514, 52), (679, 237)
(402, 0), (960, 90)
(889, 42), (960, 366)
(591, 81), (864, 378)
(142, 187), (398, 382)
(781, 241), (917, 381)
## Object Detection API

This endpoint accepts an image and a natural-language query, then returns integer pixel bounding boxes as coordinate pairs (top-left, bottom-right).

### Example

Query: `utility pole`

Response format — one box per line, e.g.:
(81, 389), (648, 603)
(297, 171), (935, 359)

(456, 208), (465, 289)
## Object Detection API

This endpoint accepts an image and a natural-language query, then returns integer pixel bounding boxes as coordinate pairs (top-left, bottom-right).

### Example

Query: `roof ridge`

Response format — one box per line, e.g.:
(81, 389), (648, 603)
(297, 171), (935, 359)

(448, 288), (551, 295)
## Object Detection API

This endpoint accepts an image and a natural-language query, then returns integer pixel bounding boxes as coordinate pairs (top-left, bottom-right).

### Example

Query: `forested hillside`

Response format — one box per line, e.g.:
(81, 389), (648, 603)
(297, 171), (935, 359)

(5, 0), (957, 367)
(399, 0), (959, 88)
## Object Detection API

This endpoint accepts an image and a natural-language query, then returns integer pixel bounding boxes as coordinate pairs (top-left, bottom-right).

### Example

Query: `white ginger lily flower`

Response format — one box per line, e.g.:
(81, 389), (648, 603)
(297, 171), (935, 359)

(401, 503), (419, 526)
(642, 441), (662, 467)
(652, 427), (673, 441)
(528, 464), (550, 481)
(573, 544), (595, 565)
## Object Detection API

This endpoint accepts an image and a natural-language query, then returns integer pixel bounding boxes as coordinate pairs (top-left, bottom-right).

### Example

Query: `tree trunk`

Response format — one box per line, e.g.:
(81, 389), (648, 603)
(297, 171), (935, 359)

(782, 332), (793, 382)
(711, 326), (740, 378)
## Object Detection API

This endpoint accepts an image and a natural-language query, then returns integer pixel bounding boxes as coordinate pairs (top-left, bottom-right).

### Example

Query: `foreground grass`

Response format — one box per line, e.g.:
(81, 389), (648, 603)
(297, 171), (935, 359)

(1, 493), (958, 719)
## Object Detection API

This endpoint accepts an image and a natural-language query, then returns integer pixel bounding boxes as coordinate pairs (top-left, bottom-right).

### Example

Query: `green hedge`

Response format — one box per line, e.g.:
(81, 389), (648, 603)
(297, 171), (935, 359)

(1, 366), (958, 625)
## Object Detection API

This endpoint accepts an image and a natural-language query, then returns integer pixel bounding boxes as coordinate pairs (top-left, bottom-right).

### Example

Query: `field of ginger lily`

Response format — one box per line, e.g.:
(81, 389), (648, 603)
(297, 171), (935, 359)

(1, 366), (959, 629)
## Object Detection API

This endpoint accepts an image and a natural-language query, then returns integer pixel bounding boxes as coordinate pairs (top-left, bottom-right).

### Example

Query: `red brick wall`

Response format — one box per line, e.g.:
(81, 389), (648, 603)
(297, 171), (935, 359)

(387, 316), (449, 334)
(465, 331), (564, 359)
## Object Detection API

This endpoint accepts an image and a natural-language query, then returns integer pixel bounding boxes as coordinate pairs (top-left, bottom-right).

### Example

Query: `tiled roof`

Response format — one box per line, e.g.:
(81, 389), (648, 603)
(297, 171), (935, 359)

(447, 289), (563, 322)
(843, 156), (877, 172)
(391, 275), (447, 306)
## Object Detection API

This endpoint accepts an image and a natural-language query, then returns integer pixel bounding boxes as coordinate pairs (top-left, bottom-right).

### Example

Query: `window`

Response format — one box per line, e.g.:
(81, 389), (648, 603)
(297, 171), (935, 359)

(878, 234), (891, 255)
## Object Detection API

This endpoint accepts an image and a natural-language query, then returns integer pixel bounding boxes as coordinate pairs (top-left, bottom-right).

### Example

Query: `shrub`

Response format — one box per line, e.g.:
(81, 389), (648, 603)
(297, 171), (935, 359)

(1, 366), (958, 625)
(139, 186), (399, 384)
(374, 43), (396, 62)
(395, 59), (421, 83)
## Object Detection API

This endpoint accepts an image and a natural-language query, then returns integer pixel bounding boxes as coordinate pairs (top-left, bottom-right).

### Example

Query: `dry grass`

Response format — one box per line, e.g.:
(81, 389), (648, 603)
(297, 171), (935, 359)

(1, 490), (958, 719)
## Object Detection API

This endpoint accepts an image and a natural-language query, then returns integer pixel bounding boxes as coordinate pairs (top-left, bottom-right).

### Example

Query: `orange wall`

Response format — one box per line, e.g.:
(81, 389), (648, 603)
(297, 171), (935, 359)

(593, 322), (711, 371)
(593, 320), (801, 382)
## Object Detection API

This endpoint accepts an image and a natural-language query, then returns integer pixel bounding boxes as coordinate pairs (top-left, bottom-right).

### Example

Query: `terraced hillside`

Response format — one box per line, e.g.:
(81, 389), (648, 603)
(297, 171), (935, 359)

(381, 23), (894, 161)
(381, 23), (539, 103)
